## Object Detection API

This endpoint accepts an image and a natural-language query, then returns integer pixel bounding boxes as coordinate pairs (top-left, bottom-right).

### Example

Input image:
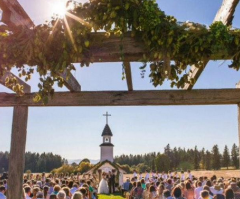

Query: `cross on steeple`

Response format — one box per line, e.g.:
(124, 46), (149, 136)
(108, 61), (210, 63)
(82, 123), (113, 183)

(103, 111), (111, 124)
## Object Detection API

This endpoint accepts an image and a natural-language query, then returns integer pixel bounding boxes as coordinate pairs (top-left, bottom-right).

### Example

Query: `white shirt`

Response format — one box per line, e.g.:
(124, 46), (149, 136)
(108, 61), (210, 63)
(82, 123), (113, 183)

(0, 192), (6, 199)
(145, 173), (150, 181)
(188, 173), (193, 180)
(133, 172), (138, 178)
(194, 187), (203, 199)
(181, 174), (185, 181)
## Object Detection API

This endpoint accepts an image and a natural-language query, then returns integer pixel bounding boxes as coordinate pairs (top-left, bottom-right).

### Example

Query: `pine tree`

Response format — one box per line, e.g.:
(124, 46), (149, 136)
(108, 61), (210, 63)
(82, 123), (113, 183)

(211, 145), (221, 170)
(205, 150), (211, 170)
(222, 145), (230, 169)
(193, 146), (199, 170)
(231, 143), (239, 169)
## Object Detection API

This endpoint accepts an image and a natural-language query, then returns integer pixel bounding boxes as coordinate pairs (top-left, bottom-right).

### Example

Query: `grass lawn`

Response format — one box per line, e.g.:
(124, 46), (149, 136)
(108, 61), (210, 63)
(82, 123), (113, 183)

(98, 193), (125, 199)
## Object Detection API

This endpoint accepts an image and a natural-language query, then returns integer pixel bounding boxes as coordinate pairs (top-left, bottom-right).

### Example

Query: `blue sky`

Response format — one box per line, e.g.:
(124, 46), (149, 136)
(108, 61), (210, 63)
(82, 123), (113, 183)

(0, 0), (240, 160)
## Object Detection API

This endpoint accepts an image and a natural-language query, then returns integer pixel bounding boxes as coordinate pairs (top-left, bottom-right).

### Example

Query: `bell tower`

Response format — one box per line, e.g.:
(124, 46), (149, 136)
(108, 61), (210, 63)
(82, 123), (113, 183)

(100, 112), (114, 162)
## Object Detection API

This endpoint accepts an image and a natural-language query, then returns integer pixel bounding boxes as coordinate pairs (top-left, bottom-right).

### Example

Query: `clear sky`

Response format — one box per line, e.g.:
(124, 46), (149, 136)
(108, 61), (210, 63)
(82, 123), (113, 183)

(0, 0), (240, 160)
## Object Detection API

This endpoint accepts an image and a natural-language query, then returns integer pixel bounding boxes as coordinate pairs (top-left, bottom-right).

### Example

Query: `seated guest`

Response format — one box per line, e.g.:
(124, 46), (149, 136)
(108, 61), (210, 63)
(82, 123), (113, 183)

(122, 179), (130, 196)
(57, 191), (66, 199)
(163, 190), (173, 199)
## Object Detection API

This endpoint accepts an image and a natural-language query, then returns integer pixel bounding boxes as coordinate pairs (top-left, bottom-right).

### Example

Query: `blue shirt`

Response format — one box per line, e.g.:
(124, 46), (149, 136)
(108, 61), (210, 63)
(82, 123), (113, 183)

(0, 192), (6, 199)
(123, 181), (130, 191)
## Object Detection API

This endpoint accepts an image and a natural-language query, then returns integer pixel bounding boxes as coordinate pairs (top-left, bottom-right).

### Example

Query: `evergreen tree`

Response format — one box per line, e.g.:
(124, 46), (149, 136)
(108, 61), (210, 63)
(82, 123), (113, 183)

(222, 145), (230, 169)
(205, 150), (211, 170)
(155, 154), (170, 172)
(231, 143), (239, 169)
(211, 145), (221, 170)
(193, 146), (200, 170)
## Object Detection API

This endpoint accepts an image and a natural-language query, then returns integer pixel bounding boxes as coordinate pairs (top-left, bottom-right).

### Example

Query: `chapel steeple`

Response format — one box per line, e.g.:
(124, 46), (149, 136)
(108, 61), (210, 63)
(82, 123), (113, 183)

(100, 112), (114, 162)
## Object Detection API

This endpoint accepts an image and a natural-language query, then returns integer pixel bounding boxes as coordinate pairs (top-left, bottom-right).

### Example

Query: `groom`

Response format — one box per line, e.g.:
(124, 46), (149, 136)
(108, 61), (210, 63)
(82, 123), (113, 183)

(108, 171), (116, 194)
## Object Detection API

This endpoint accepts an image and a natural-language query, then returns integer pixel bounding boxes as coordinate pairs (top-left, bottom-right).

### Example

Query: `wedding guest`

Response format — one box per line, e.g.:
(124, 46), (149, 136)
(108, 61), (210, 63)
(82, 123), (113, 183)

(133, 181), (144, 199)
(225, 188), (234, 199)
(0, 186), (6, 199)
(194, 182), (203, 199)
(149, 185), (157, 199)
(184, 182), (194, 199)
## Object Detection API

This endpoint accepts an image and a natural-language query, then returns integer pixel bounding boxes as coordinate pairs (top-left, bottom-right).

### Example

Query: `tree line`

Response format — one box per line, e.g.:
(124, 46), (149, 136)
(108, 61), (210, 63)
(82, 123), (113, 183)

(114, 144), (239, 173)
(0, 151), (66, 173)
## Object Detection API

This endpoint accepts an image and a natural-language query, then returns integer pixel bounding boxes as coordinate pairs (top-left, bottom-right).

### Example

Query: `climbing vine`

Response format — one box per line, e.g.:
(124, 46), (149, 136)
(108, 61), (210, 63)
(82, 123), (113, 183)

(0, 0), (240, 103)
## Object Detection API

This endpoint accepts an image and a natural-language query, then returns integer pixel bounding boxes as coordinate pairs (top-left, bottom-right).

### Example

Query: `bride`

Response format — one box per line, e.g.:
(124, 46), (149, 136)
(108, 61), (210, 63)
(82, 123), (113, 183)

(98, 172), (109, 194)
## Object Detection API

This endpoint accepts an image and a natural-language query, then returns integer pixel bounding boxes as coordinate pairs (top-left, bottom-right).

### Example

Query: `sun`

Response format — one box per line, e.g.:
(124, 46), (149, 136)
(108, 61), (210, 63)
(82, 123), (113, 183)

(50, 0), (74, 18)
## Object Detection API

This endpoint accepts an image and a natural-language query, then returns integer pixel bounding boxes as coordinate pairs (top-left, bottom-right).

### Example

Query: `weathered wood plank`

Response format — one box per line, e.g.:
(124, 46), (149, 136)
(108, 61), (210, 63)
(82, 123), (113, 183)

(238, 104), (240, 168)
(1, 89), (240, 107)
(214, 0), (240, 26)
(58, 69), (81, 92)
(184, 0), (240, 90)
(7, 106), (28, 199)
(0, 71), (31, 93)
(124, 62), (133, 91)
(0, 0), (34, 29)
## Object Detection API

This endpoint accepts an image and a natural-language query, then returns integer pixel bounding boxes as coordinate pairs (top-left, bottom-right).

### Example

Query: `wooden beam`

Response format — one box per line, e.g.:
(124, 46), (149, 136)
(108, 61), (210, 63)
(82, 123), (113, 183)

(184, 0), (240, 90)
(214, 0), (240, 26)
(0, 0), (34, 29)
(7, 106), (28, 199)
(0, 0), (81, 92)
(0, 71), (31, 93)
(124, 62), (133, 91)
(58, 69), (81, 92)
(1, 89), (240, 107)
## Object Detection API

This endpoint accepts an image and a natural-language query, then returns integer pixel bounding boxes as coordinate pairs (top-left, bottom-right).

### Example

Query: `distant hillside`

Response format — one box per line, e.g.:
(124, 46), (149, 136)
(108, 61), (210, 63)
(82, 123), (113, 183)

(68, 159), (99, 165)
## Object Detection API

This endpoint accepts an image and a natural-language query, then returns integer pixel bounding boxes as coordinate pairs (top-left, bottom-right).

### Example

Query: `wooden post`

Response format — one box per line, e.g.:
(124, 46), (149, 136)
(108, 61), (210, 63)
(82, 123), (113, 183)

(7, 106), (28, 199)
(238, 103), (240, 169)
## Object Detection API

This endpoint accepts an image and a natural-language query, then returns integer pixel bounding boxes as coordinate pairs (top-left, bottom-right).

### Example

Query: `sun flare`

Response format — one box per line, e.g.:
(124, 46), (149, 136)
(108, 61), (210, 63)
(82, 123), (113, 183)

(50, 0), (74, 18)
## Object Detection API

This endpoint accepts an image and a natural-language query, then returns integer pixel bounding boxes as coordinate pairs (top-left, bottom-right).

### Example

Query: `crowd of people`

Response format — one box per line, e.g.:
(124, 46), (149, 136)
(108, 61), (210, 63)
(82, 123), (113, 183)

(1, 170), (240, 199)
(0, 172), (99, 199)
(121, 170), (240, 199)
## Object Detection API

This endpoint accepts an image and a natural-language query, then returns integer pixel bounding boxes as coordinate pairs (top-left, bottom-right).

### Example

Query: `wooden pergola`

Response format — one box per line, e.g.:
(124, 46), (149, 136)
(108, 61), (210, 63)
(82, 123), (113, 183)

(0, 0), (240, 198)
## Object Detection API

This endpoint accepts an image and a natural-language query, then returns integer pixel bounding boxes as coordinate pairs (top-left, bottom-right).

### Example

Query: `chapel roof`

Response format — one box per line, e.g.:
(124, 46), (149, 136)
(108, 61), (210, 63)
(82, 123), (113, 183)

(101, 124), (113, 136)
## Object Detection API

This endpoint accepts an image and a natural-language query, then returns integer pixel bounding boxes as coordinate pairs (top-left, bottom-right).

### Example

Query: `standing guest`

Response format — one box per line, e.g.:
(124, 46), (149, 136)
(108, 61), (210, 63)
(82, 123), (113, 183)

(133, 182), (144, 199)
(145, 171), (150, 182)
(175, 172), (179, 179)
(194, 182), (203, 199)
(57, 191), (66, 199)
(225, 188), (235, 199)
(149, 185), (158, 199)
(24, 186), (32, 199)
(122, 178), (131, 196)
(0, 186), (6, 199)
(187, 171), (192, 181)
(133, 170), (138, 178)
(172, 186), (184, 199)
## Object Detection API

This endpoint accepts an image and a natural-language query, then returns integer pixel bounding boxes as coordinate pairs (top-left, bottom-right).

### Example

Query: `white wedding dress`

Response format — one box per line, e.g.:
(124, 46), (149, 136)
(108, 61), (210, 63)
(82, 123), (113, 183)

(98, 177), (109, 194)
